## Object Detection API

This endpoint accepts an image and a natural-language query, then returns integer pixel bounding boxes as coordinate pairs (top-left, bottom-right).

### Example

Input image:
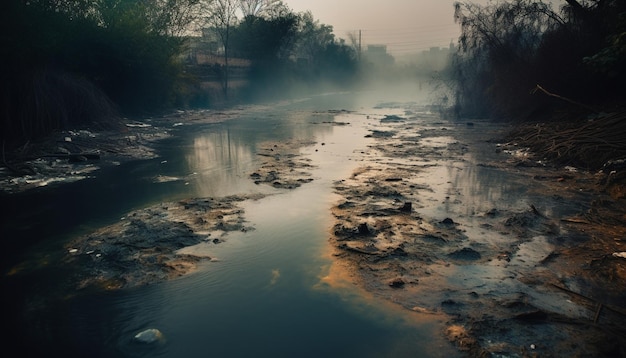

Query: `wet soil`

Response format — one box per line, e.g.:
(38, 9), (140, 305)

(60, 194), (264, 290)
(3, 107), (322, 293)
(249, 139), (317, 189)
(2, 104), (626, 357)
(327, 108), (626, 357)
(0, 108), (245, 194)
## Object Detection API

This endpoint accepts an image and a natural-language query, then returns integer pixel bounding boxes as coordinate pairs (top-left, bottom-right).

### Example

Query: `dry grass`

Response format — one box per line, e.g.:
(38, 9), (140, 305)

(507, 111), (626, 171)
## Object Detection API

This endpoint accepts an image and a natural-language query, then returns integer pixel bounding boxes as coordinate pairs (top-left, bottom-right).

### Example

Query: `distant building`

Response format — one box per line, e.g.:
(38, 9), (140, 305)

(419, 45), (452, 71)
(182, 32), (250, 67)
(364, 45), (394, 66)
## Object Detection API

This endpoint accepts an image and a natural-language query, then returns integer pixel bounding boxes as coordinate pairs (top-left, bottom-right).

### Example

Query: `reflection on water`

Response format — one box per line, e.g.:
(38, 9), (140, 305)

(3, 91), (465, 358)
(185, 129), (259, 197)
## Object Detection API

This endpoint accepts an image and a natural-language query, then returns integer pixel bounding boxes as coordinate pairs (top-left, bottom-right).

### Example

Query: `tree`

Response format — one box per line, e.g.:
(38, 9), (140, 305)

(202, 0), (239, 99)
(449, 0), (626, 120)
(294, 11), (336, 66)
(0, 0), (205, 149)
(230, 12), (298, 98)
(451, 0), (561, 118)
(232, 13), (298, 63)
(346, 31), (362, 62)
(145, 0), (204, 36)
(291, 12), (357, 86)
(238, 0), (288, 18)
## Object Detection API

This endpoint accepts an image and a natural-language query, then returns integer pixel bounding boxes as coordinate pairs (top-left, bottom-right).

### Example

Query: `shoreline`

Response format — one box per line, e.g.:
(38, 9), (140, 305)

(325, 107), (626, 357)
(2, 101), (625, 356)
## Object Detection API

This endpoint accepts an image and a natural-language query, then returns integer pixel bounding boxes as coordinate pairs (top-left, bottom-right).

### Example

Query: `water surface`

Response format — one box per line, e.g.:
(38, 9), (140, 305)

(3, 90), (462, 357)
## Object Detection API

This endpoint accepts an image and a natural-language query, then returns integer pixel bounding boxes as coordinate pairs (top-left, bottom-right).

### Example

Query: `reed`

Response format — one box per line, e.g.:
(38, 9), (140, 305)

(1, 69), (119, 150)
(507, 111), (626, 170)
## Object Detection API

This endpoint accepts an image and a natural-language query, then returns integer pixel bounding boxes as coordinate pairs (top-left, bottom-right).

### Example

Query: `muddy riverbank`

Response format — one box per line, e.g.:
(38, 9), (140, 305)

(0, 108), (255, 195)
(3, 106), (328, 292)
(325, 106), (626, 357)
(2, 99), (625, 357)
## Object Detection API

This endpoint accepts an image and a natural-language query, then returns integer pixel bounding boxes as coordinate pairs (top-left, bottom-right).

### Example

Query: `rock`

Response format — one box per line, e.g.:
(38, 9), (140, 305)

(514, 310), (548, 321)
(380, 115), (405, 123)
(57, 146), (71, 154)
(337, 201), (355, 209)
(485, 208), (498, 217)
(68, 155), (88, 163)
(357, 223), (371, 235)
(389, 247), (408, 257)
(441, 218), (455, 225)
(388, 277), (405, 288)
(399, 202), (412, 213)
(134, 328), (164, 344)
(448, 247), (481, 261)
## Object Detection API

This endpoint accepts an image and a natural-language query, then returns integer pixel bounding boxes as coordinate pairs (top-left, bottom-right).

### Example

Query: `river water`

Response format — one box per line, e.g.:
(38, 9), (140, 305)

(3, 88), (466, 357)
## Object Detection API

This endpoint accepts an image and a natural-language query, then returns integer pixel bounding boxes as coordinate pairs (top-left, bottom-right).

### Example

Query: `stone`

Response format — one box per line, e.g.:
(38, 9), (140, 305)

(134, 328), (164, 344)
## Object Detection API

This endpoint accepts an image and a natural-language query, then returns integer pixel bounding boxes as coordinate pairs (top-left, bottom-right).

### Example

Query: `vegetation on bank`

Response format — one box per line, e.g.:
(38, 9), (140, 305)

(0, 0), (359, 151)
(450, 0), (625, 120)
(4, 0), (624, 173)
(448, 0), (626, 171)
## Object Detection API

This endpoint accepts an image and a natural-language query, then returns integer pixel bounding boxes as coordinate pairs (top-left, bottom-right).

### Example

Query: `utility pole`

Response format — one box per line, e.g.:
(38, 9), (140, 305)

(358, 30), (362, 62)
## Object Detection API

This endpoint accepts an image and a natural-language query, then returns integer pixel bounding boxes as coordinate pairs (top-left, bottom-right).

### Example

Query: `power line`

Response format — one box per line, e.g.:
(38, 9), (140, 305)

(335, 24), (461, 55)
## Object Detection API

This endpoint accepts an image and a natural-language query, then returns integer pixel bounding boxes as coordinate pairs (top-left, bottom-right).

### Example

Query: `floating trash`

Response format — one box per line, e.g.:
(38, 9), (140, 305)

(134, 328), (164, 344)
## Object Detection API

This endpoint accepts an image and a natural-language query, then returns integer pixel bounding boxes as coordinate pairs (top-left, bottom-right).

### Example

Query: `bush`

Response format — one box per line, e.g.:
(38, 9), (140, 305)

(0, 0), (195, 148)
(449, 0), (626, 121)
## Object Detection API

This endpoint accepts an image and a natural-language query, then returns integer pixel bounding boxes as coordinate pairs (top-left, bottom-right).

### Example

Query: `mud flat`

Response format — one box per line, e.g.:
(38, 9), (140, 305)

(61, 194), (264, 290)
(327, 107), (626, 357)
(3, 106), (322, 292)
(0, 107), (258, 195)
(3, 102), (625, 356)
(55, 136), (320, 291)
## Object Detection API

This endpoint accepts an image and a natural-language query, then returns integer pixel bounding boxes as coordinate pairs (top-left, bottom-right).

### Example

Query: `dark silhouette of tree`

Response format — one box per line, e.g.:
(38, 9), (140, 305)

(202, 0), (238, 99)
(238, 0), (287, 17)
(294, 12), (336, 66)
(449, 0), (626, 120)
(451, 0), (560, 118)
(232, 14), (298, 64)
(0, 0), (202, 149)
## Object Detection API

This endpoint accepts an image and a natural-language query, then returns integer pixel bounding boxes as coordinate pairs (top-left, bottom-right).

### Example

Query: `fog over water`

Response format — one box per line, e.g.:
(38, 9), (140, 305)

(2, 89), (465, 358)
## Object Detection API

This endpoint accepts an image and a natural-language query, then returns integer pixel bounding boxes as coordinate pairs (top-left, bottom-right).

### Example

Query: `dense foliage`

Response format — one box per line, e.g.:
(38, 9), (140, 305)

(450, 0), (626, 120)
(0, 0), (202, 149)
(210, 6), (358, 101)
(0, 0), (358, 149)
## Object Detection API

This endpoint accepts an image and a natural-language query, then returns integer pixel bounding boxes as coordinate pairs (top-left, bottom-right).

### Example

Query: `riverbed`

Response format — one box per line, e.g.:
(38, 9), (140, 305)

(2, 88), (461, 357)
(2, 87), (625, 357)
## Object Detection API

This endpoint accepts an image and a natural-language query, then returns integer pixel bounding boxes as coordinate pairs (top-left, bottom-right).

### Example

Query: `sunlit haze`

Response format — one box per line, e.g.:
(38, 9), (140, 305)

(285, 0), (484, 56)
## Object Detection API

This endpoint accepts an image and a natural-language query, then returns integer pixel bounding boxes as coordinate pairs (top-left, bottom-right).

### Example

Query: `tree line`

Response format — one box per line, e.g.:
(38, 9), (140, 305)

(448, 0), (625, 121)
(0, 0), (358, 149)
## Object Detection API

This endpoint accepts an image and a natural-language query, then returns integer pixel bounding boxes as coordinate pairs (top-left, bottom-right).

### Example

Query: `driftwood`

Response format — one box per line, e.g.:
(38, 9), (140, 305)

(550, 283), (626, 324)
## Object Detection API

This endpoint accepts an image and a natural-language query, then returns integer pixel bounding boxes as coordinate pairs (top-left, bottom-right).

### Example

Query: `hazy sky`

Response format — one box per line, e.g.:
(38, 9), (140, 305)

(285, 0), (487, 56)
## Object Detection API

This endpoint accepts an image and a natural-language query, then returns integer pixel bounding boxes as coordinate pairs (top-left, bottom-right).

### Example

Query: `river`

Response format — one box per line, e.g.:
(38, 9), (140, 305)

(2, 87), (465, 357)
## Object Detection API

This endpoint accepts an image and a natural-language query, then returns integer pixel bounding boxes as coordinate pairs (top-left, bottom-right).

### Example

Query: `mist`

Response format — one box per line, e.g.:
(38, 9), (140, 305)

(1, 0), (460, 151)
(3, 2), (626, 358)
(3, 0), (624, 159)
